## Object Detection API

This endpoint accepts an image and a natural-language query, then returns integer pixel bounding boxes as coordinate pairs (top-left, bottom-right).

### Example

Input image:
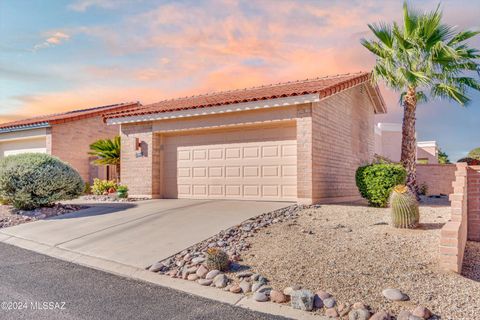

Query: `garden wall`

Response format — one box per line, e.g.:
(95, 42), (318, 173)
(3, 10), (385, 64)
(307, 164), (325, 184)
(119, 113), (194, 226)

(417, 164), (456, 195)
(467, 166), (480, 241)
(439, 164), (480, 273)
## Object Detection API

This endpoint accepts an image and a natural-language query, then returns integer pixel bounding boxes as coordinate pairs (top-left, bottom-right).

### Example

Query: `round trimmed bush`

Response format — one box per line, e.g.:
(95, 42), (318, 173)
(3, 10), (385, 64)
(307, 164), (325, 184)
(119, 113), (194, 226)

(355, 163), (407, 207)
(0, 153), (84, 210)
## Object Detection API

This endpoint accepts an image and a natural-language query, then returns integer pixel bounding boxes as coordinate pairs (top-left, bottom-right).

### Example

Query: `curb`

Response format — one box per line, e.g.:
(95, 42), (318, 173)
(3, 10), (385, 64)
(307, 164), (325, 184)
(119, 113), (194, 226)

(0, 233), (323, 320)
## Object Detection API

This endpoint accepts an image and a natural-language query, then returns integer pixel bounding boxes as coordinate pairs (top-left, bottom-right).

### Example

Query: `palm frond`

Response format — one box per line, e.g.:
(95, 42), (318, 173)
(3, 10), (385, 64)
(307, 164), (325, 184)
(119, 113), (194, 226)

(88, 136), (121, 166)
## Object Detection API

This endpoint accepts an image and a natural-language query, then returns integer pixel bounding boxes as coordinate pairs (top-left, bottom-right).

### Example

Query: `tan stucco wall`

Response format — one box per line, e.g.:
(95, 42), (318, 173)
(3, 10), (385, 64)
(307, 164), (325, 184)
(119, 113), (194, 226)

(417, 145), (439, 164)
(311, 84), (375, 202)
(50, 116), (120, 183)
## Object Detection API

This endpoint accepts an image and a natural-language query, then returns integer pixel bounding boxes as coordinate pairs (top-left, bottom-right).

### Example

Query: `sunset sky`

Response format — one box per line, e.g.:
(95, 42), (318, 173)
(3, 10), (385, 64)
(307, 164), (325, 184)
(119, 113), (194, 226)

(1, 0), (479, 161)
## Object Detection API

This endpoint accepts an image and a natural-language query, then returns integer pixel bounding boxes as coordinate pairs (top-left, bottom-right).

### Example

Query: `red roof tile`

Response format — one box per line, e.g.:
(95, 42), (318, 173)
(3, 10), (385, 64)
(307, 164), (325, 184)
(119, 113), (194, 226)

(0, 102), (140, 131)
(104, 72), (385, 121)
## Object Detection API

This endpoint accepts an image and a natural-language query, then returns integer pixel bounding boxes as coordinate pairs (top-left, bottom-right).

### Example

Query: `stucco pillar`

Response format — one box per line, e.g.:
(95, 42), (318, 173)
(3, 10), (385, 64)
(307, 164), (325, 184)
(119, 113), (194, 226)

(120, 122), (160, 198)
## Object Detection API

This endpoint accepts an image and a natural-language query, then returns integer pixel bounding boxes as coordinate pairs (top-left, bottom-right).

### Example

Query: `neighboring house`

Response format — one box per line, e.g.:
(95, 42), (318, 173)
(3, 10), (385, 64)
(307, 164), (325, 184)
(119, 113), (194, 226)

(104, 72), (386, 204)
(0, 102), (139, 183)
(374, 122), (439, 164)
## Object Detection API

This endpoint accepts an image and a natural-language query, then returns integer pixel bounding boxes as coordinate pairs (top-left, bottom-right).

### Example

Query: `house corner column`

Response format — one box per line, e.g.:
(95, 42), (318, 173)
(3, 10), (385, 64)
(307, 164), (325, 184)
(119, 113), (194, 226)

(296, 104), (313, 205)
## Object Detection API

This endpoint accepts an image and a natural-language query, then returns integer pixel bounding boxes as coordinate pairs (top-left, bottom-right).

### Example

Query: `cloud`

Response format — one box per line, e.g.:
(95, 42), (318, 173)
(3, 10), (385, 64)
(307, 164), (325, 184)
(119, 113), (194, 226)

(33, 32), (70, 51)
(68, 0), (139, 12)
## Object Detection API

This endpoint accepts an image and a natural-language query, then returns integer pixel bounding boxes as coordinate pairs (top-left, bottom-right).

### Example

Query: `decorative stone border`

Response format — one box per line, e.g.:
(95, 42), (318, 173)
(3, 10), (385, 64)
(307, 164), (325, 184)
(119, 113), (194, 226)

(146, 204), (436, 319)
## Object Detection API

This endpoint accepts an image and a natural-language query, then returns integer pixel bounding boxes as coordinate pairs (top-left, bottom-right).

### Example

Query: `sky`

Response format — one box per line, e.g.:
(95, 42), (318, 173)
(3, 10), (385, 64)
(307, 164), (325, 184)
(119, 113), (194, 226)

(0, 0), (479, 161)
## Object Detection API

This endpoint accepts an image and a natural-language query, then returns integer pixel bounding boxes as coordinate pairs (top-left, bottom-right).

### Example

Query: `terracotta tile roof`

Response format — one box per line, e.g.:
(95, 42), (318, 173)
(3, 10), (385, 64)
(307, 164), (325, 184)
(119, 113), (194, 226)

(104, 72), (385, 121)
(0, 102), (140, 132)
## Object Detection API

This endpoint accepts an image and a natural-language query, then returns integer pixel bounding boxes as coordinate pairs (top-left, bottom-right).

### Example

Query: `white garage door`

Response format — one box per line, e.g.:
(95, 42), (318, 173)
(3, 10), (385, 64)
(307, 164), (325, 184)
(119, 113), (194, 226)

(163, 125), (297, 201)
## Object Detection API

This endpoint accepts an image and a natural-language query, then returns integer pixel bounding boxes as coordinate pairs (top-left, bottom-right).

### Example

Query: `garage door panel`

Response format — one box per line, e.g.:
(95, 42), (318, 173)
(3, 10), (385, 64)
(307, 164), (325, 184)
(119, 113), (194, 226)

(163, 126), (297, 201)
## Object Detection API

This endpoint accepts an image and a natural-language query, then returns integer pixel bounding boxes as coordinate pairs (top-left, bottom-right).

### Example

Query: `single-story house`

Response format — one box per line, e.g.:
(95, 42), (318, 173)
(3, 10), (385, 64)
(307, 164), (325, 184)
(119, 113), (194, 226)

(374, 123), (440, 164)
(104, 72), (386, 204)
(0, 102), (139, 183)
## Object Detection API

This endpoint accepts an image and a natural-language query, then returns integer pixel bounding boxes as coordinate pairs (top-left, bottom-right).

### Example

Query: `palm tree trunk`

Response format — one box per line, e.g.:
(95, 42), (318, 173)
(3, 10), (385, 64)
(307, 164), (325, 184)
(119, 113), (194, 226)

(401, 87), (418, 197)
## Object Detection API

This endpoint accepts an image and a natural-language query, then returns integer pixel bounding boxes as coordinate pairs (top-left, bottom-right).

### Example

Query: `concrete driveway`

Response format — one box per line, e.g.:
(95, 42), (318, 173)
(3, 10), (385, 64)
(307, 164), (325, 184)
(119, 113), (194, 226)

(0, 199), (288, 269)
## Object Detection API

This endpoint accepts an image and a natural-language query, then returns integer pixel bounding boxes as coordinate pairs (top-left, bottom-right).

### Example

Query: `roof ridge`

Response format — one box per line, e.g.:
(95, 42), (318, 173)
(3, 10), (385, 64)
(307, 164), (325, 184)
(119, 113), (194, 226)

(145, 71), (368, 108)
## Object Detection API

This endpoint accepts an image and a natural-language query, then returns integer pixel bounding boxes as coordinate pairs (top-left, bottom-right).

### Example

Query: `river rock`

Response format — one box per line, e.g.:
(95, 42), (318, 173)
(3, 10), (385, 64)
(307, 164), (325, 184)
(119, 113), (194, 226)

(253, 292), (268, 302)
(205, 270), (221, 280)
(382, 288), (409, 301)
(290, 289), (314, 311)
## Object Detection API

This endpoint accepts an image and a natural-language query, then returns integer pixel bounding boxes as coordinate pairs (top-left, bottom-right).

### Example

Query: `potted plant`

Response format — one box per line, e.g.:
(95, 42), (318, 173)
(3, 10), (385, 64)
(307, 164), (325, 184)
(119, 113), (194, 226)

(116, 185), (128, 199)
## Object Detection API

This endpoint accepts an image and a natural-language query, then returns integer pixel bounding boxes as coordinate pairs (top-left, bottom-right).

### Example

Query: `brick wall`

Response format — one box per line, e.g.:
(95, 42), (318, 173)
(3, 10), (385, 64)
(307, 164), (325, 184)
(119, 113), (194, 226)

(50, 116), (119, 183)
(311, 84), (375, 203)
(468, 166), (480, 241)
(439, 163), (468, 273)
(417, 164), (456, 195)
(296, 105), (313, 204)
(120, 122), (161, 198)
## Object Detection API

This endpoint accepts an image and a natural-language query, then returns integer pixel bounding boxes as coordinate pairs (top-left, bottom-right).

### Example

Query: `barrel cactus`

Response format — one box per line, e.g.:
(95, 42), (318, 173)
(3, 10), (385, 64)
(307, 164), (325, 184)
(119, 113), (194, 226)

(205, 248), (229, 271)
(389, 185), (419, 228)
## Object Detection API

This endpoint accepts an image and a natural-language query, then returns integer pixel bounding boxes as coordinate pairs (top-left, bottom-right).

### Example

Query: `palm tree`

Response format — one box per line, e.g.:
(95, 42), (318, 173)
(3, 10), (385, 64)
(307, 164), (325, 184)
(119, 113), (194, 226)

(89, 136), (121, 180)
(361, 2), (480, 194)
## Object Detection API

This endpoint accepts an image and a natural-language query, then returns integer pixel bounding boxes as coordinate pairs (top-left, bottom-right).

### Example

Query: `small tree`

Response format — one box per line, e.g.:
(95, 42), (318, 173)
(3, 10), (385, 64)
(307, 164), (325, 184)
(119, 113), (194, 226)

(89, 136), (121, 180)
(438, 149), (450, 164)
(468, 147), (480, 160)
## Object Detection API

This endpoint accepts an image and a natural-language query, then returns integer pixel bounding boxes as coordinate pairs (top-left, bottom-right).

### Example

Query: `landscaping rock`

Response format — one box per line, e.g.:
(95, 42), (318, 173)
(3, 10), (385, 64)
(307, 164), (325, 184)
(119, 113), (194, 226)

(370, 311), (390, 320)
(412, 306), (432, 319)
(205, 270), (221, 280)
(352, 302), (367, 309)
(191, 257), (205, 265)
(197, 279), (213, 286)
(251, 282), (263, 292)
(256, 285), (272, 295)
(338, 303), (351, 317)
(313, 294), (323, 308)
(283, 285), (301, 296)
(196, 265), (208, 278)
(325, 308), (339, 318)
(239, 280), (251, 293)
(149, 261), (165, 272)
(382, 288), (409, 301)
(323, 297), (336, 308)
(290, 289), (314, 311)
(186, 266), (198, 274)
(237, 271), (253, 278)
(250, 273), (260, 282)
(187, 274), (198, 281)
(316, 290), (331, 300)
(213, 274), (228, 288)
(348, 308), (370, 320)
(397, 311), (412, 320)
(253, 292), (268, 302)
(270, 290), (287, 303)
(229, 285), (242, 293)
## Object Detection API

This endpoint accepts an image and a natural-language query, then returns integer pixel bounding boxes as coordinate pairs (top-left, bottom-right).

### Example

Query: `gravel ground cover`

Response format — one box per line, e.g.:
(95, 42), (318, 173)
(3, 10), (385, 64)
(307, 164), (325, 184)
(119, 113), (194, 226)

(241, 202), (480, 319)
(0, 203), (86, 229)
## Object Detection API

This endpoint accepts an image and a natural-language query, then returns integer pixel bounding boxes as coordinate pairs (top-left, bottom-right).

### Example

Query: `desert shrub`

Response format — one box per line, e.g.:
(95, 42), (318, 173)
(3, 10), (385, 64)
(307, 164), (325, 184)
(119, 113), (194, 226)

(356, 163), (407, 207)
(91, 178), (118, 195)
(0, 153), (84, 210)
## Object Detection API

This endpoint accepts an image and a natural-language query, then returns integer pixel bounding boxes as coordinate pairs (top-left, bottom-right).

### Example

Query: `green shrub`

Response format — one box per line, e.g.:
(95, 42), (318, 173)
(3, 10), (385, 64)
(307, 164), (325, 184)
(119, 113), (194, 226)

(91, 178), (118, 195)
(116, 185), (128, 198)
(355, 163), (407, 207)
(0, 153), (84, 210)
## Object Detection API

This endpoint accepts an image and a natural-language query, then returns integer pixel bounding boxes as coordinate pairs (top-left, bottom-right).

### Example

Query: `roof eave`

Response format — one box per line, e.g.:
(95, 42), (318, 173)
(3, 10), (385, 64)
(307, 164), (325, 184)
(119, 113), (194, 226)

(0, 122), (51, 134)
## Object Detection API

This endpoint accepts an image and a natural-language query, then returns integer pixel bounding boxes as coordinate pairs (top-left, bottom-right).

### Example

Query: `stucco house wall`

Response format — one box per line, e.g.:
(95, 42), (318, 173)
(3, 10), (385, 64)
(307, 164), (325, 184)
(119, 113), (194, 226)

(50, 116), (120, 182)
(312, 85), (375, 203)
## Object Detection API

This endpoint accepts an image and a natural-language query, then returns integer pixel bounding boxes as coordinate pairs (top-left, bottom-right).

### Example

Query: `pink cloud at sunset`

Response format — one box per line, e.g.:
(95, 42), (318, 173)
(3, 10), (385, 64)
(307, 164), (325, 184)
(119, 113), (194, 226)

(1, 1), (479, 160)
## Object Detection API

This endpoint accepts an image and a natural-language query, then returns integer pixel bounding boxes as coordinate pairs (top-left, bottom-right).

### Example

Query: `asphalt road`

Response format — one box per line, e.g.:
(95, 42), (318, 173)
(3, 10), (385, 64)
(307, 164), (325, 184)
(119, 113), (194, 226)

(0, 242), (287, 320)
